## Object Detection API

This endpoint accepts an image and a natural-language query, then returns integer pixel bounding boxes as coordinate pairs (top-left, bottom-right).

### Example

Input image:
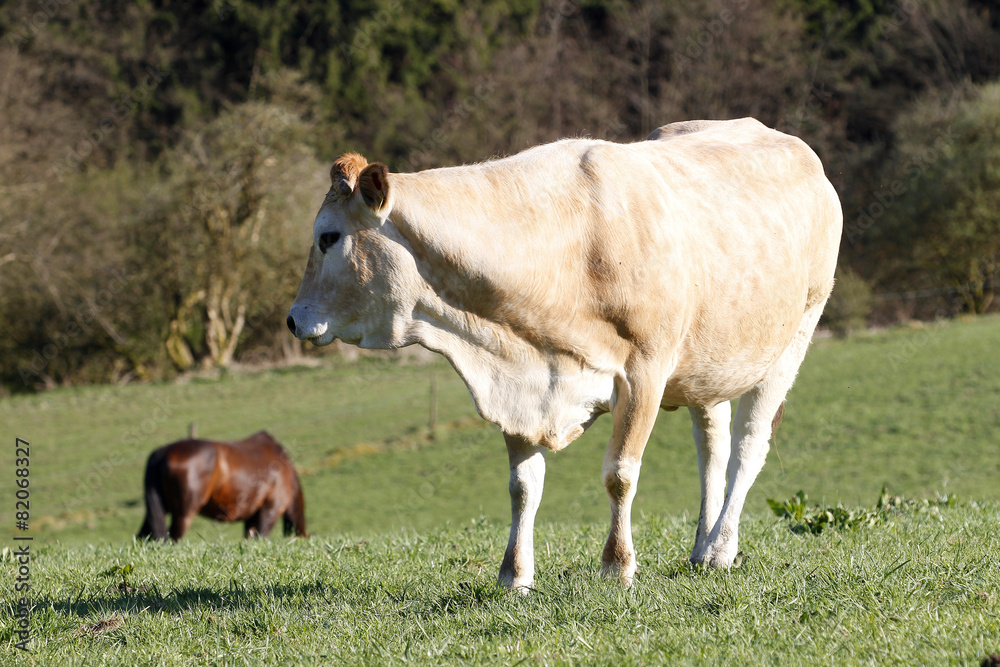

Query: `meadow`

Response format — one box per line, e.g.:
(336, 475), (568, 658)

(2, 315), (999, 663)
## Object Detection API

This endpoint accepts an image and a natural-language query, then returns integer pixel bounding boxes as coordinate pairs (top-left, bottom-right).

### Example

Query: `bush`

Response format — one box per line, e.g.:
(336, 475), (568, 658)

(823, 267), (873, 337)
(869, 80), (1000, 314)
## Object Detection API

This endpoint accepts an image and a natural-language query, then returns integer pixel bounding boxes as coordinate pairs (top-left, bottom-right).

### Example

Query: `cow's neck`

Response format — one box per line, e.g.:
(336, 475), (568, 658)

(388, 174), (613, 449)
(407, 289), (609, 450)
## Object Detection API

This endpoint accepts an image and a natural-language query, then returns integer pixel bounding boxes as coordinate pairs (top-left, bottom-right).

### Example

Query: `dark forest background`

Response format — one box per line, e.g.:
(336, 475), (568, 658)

(2, 0), (999, 393)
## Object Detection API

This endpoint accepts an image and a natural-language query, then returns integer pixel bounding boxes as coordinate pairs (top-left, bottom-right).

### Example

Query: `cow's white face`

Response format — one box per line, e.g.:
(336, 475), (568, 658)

(287, 153), (409, 348)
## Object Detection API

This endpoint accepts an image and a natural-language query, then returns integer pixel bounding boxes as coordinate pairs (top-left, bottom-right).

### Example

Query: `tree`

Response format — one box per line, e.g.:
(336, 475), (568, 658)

(137, 100), (325, 370)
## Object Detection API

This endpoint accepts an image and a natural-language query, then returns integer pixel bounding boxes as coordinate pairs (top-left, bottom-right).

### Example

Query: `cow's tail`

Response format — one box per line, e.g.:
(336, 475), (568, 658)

(771, 400), (786, 438)
(138, 449), (169, 540)
(283, 475), (307, 538)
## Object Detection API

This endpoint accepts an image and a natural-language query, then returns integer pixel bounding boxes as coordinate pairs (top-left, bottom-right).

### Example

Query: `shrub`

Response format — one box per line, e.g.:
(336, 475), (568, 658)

(872, 81), (1000, 314)
(823, 267), (873, 337)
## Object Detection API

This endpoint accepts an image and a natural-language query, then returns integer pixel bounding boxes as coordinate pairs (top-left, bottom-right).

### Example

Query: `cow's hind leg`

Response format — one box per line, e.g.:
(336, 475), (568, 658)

(692, 304), (824, 567)
(689, 401), (732, 558)
(499, 434), (547, 591)
(601, 370), (663, 586)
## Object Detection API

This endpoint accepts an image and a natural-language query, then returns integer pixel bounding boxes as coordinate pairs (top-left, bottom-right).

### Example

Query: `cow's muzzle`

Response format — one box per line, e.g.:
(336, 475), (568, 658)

(286, 306), (334, 345)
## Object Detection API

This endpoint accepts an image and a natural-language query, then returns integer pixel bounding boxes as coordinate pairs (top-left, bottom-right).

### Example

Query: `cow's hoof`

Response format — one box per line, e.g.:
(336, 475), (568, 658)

(690, 544), (739, 569)
(498, 571), (534, 593)
(500, 581), (534, 595)
(600, 562), (636, 587)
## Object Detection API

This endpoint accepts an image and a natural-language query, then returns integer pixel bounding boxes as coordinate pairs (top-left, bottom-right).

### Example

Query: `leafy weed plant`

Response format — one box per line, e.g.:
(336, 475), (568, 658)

(767, 484), (957, 534)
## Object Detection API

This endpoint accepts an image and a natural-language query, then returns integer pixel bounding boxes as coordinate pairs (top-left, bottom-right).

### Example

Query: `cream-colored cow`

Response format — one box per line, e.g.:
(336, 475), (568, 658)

(287, 118), (842, 589)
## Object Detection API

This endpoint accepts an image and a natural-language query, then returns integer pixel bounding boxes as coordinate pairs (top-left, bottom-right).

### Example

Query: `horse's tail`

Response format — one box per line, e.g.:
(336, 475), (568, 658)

(138, 449), (169, 540)
(284, 474), (307, 538)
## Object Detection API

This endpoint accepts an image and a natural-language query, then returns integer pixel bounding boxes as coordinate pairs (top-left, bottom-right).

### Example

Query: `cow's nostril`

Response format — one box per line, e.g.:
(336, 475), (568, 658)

(286, 314), (296, 333)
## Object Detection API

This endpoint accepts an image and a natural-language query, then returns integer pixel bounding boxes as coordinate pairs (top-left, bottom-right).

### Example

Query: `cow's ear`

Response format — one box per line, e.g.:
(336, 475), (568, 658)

(331, 153), (368, 196)
(356, 162), (391, 225)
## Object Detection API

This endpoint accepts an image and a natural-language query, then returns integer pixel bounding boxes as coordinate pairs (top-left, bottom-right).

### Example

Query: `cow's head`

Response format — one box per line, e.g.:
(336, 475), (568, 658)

(287, 153), (413, 348)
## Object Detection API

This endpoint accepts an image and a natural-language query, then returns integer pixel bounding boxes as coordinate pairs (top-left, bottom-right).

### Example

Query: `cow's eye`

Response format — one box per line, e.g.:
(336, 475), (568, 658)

(319, 231), (341, 253)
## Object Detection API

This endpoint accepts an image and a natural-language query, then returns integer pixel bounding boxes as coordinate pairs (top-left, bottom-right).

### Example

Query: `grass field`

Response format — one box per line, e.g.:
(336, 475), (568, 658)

(4, 504), (999, 664)
(2, 315), (1000, 663)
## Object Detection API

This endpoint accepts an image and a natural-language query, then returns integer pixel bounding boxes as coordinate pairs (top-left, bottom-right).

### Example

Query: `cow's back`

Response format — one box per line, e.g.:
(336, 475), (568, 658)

(403, 122), (837, 333)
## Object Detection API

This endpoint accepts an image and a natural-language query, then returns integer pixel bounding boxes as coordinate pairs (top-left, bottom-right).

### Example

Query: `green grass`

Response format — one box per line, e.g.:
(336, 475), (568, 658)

(2, 315), (1000, 663)
(3, 315), (998, 544)
(3, 504), (999, 664)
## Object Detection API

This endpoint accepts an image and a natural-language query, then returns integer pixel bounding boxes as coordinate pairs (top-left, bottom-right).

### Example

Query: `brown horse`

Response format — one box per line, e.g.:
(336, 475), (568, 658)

(137, 431), (307, 541)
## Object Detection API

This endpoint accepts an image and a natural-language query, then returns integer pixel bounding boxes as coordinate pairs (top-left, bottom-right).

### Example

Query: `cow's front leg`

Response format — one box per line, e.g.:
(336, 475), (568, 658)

(601, 373), (663, 586)
(498, 433), (547, 592)
(689, 401), (732, 558)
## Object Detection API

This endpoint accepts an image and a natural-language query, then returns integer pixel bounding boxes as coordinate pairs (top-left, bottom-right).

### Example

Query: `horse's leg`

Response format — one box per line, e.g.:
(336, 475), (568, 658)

(244, 514), (255, 538)
(285, 480), (307, 537)
(253, 506), (282, 538)
(165, 450), (216, 542)
(169, 511), (195, 541)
